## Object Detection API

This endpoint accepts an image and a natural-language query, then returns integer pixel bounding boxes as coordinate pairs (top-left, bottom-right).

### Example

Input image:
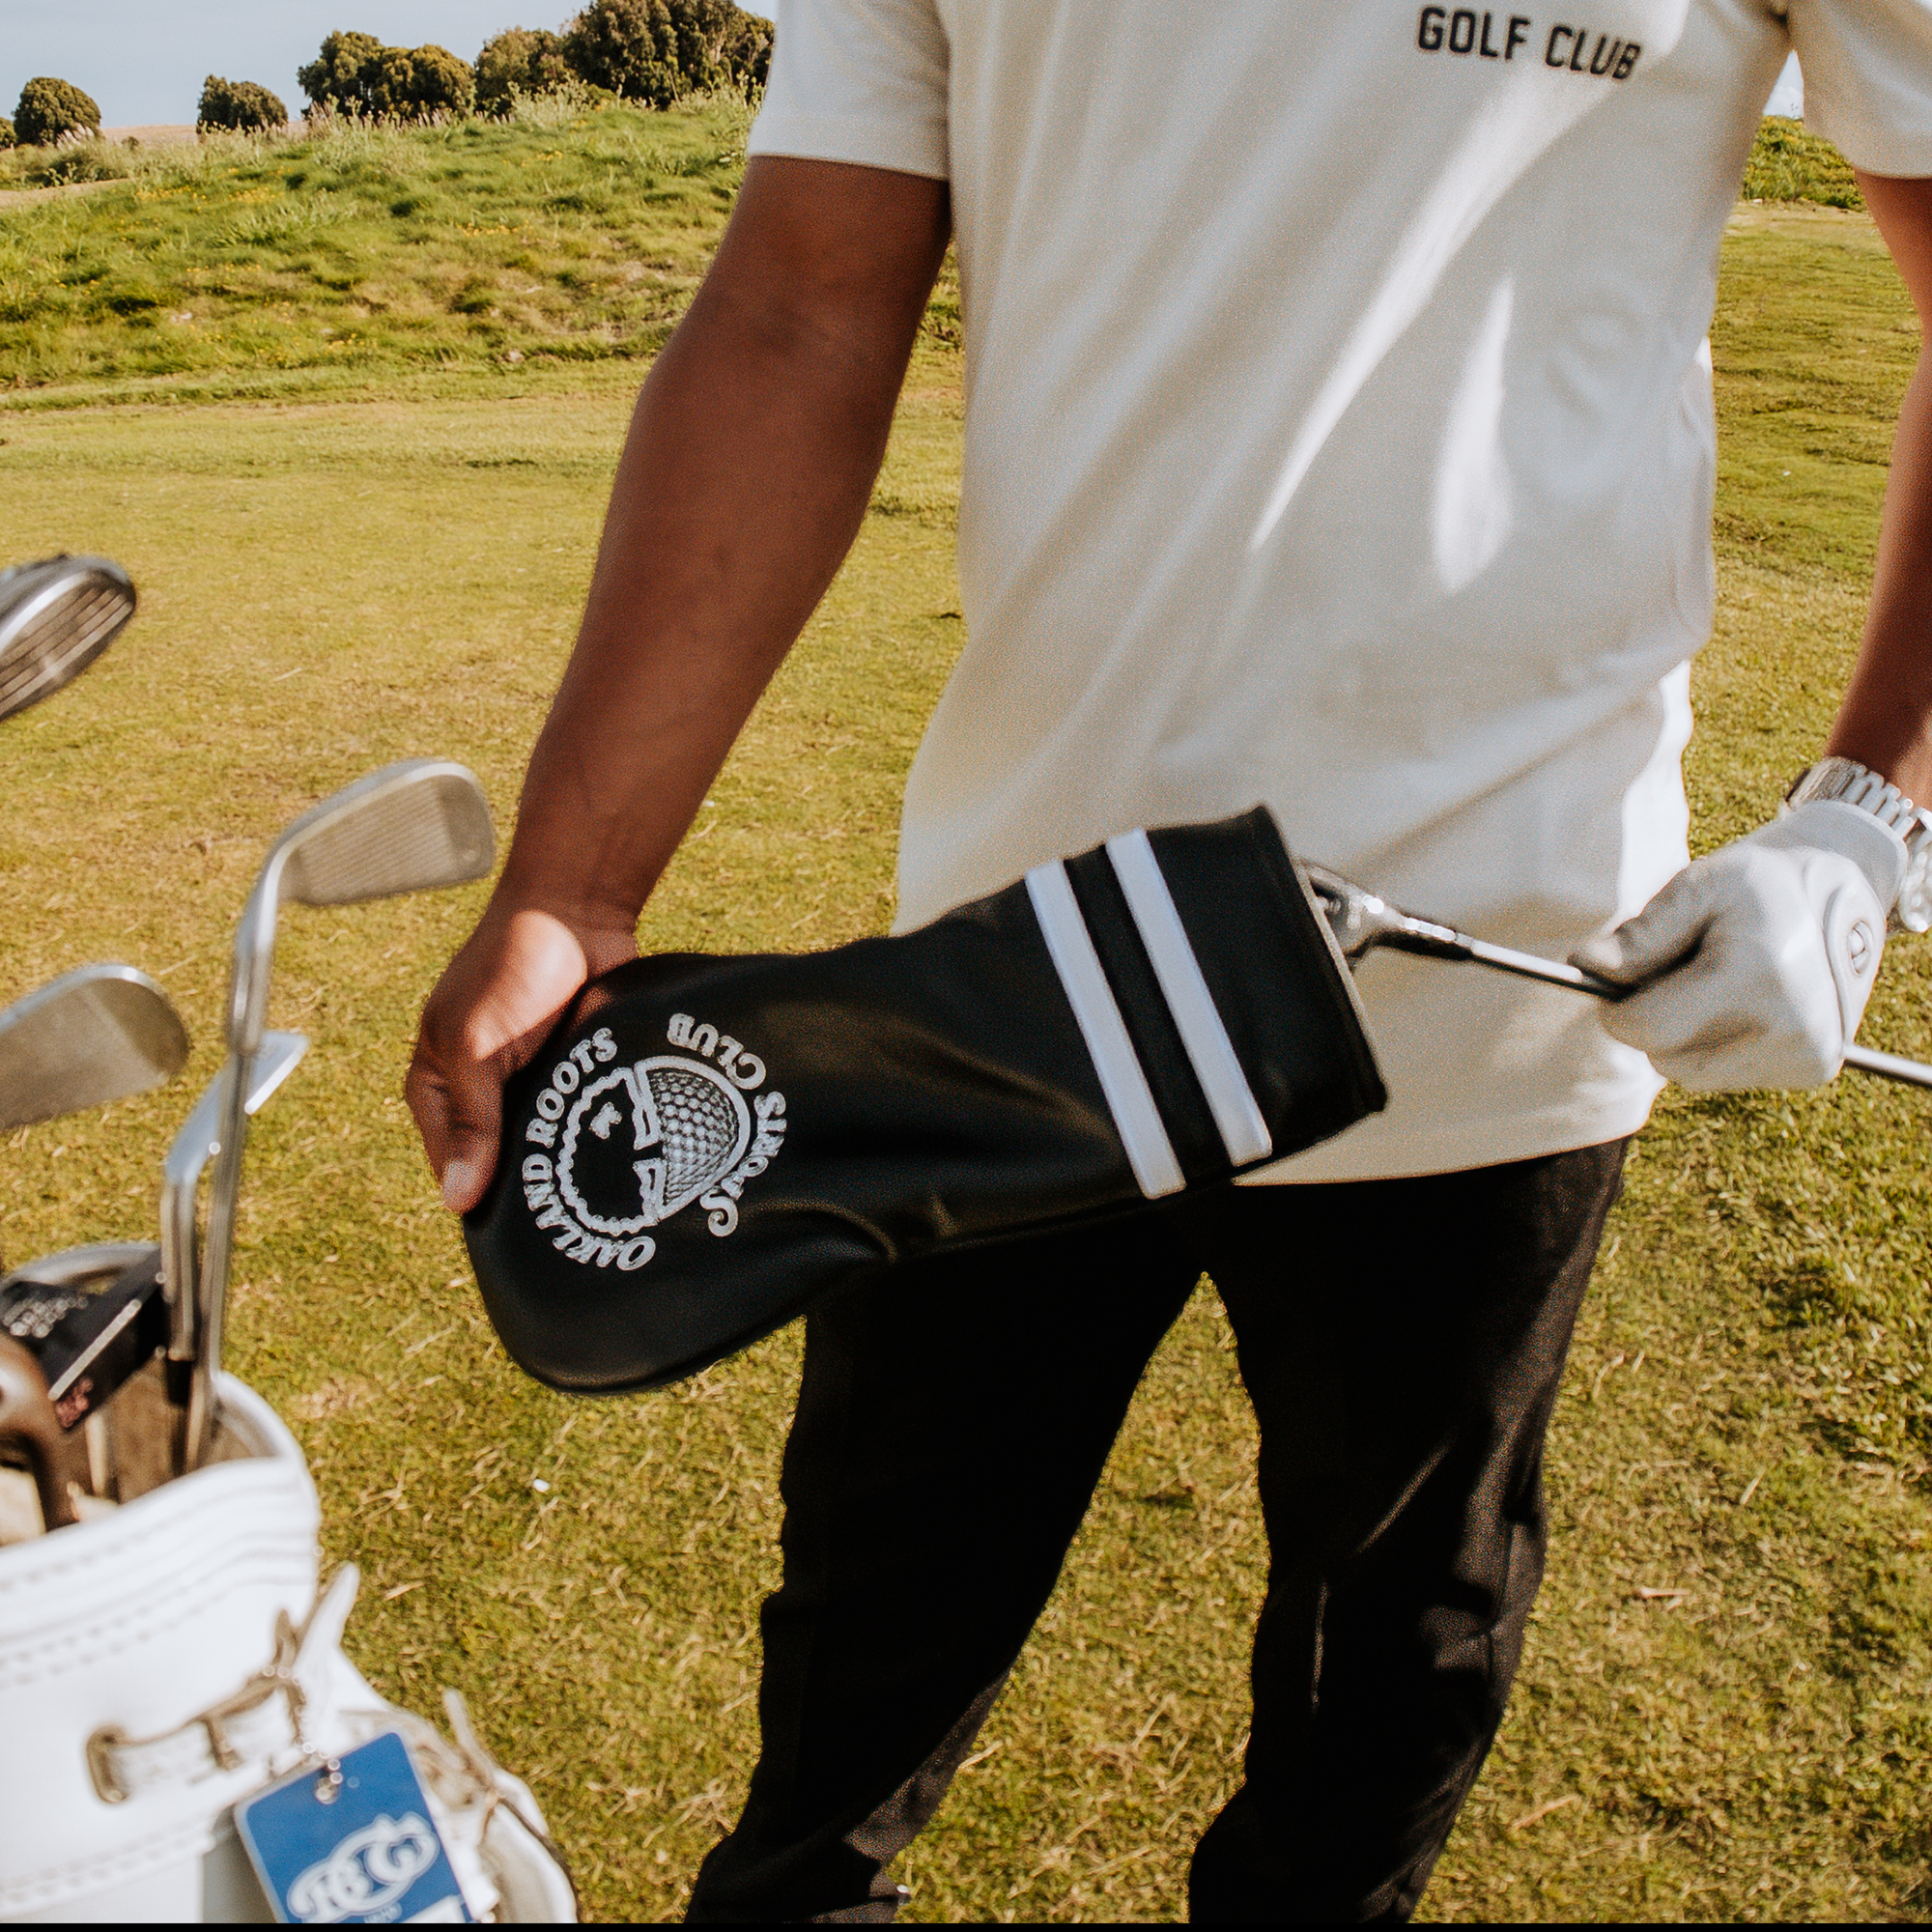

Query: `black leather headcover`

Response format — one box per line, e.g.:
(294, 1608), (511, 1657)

(465, 808), (1384, 1393)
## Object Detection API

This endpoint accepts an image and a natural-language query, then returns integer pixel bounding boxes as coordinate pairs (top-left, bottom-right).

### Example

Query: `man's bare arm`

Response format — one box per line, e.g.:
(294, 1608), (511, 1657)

(409, 156), (952, 1210)
(1826, 171), (1932, 801)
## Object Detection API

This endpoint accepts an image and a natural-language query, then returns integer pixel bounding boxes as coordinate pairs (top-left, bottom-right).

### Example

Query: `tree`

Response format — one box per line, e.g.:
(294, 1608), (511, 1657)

(564, 0), (770, 107)
(197, 76), (289, 134)
(717, 8), (773, 93)
(297, 31), (384, 116)
(297, 32), (475, 121)
(0, 119), (14, 152)
(476, 27), (576, 116)
(14, 77), (101, 148)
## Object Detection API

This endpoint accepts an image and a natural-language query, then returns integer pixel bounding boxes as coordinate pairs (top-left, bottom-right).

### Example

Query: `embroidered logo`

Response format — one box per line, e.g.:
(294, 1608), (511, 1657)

(520, 1017), (787, 1268)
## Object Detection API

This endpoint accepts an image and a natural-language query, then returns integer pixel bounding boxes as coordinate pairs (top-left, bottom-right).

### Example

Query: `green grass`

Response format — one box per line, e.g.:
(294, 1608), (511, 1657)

(0, 112), (1927, 1920)
(0, 99), (754, 401)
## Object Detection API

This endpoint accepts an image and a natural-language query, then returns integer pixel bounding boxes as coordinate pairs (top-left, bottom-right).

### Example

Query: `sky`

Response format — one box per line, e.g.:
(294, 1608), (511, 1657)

(0, 1), (771, 128)
(1767, 51), (1804, 118)
(0, 6), (1797, 133)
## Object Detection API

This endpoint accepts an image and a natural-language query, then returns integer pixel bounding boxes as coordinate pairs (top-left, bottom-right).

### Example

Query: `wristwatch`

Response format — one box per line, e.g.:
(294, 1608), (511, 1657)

(1785, 756), (1932, 933)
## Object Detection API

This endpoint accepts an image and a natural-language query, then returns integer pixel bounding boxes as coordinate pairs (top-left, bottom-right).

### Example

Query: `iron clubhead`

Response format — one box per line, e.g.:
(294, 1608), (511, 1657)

(273, 758), (495, 910)
(0, 965), (189, 1132)
(191, 758), (496, 1467)
(0, 1331), (82, 1531)
(228, 759), (496, 1055)
(0, 555), (136, 725)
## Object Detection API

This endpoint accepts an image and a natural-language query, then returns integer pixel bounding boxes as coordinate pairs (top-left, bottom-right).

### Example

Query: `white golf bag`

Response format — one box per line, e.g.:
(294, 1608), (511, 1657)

(0, 1373), (576, 1923)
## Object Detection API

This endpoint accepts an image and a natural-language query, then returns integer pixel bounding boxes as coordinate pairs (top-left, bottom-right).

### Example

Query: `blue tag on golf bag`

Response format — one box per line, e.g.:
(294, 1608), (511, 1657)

(235, 1730), (470, 1924)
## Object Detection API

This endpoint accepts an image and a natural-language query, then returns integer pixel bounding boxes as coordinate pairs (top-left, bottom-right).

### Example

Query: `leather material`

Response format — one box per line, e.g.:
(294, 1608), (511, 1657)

(0, 1377), (574, 1923)
(466, 809), (1386, 1394)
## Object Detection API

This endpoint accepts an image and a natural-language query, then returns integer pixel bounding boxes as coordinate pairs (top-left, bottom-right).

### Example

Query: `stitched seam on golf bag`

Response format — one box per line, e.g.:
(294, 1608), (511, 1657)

(0, 1535), (313, 1686)
(0, 1813), (222, 1913)
(0, 1457), (307, 1602)
(0, 1546), (309, 1685)
(1104, 830), (1273, 1167)
(1025, 863), (1184, 1198)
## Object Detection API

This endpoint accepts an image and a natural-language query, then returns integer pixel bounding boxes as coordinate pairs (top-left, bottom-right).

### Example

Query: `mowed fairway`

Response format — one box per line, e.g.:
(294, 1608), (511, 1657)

(1, 171), (1929, 1922)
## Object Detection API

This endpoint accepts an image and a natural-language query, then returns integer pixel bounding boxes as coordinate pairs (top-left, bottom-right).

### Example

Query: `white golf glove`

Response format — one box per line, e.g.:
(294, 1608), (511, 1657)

(1571, 799), (1907, 1092)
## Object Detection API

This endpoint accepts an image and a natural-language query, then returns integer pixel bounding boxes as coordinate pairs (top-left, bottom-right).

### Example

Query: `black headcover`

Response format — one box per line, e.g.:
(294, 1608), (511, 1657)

(465, 808), (1384, 1393)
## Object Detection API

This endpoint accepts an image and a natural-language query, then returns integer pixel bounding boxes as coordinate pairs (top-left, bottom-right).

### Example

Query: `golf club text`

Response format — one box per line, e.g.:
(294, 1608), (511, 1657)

(522, 1027), (658, 1266)
(522, 1025), (621, 1148)
(520, 1151), (657, 1270)
(1415, 10), (1642, 77)
(666, 1011), (766, 1088)
(700, 1091), (788, 1237)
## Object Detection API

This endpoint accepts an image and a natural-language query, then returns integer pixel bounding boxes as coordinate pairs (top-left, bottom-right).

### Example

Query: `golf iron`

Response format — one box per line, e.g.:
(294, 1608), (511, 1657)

(0, 554), (137, 724)
(161, 1031), (307, 1438)
(0, 963), (190, 1133)
(0, 1331), (85, 1532)
(184, 759), (496, 1467)
(1304, 863), (1932, 1093)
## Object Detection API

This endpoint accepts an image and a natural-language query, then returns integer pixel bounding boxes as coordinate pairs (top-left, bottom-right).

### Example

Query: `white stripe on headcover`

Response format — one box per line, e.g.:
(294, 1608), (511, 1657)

(1106, 828), (1274, 1168)
(1026, 860), (1185, 1200)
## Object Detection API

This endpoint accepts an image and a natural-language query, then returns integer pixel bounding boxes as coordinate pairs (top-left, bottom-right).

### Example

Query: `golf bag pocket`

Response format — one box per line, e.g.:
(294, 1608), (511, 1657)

(465, 807), (1385, 1393)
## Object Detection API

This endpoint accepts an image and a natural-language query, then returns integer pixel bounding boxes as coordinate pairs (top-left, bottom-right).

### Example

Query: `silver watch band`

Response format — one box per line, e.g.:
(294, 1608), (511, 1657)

(1786, 755), (1932, 933)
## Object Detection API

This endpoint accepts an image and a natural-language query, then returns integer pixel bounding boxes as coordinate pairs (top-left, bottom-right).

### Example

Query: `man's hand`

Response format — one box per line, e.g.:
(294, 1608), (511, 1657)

(1572, 801), (1903, 1091)
(408, 905), (639, 1212)
(1585, 168), (1932, 1094)
(409, 156), (950, 1210)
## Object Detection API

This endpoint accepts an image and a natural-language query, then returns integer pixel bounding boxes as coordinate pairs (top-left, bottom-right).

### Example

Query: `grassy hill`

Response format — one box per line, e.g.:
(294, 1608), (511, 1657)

(0, 105), (1924, 1921)
(0, 107), (1833, 410)
(0, 99), (753, 403)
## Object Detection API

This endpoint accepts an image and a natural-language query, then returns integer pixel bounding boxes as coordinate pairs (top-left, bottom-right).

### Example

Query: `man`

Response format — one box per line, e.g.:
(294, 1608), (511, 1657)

(409, 1), (1932, 1918)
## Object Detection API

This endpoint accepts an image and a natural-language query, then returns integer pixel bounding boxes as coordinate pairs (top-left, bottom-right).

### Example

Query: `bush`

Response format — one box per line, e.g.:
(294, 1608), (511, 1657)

(0, 119), (14, 152)
(564, 0), (772, 107)
(476, 27), (577, 116)
(197, 76), (289, 134)
(1742, 118), (1863, 210)
(367, 44), (476, 119)
(298, 32), (475, 122)
(14, 77), (101, 148)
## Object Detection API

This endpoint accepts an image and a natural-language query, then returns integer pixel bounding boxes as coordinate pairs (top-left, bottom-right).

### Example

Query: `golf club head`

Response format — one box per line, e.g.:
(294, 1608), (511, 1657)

(0, 1331), (81, 1531)
(0, 964), (190, 1132)
(0, 554), (136, 725)
(1301, 864), (1462, 962)
(229, 759), (496, 1055)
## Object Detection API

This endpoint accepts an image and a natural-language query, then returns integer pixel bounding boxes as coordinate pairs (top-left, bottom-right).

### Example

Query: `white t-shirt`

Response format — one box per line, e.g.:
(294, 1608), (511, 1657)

(749, 0), (1932, 1180)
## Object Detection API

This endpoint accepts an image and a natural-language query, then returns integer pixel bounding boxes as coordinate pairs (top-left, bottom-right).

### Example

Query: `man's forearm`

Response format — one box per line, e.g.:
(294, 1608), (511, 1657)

(1826, 171), (1932, 802)
(497, 157), (951, 931)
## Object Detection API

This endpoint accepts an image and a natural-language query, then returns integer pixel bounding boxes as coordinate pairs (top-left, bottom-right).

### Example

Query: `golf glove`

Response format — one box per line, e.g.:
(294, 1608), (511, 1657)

(1571, 799), (1908, 1092)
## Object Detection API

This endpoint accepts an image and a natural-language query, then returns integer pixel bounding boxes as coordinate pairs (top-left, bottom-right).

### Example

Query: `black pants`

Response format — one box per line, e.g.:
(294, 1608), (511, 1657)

(687, 1141), (1626, 1923)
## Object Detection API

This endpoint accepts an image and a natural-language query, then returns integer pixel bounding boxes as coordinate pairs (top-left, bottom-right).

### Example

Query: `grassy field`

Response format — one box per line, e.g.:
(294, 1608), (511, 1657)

(0, 116), (1927, 1921)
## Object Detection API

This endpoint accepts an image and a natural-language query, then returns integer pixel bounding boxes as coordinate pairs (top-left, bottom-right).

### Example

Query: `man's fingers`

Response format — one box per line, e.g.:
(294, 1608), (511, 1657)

(430, 1043), (507, 1213)
(408, 906), (628, 1215)
(1570, 869), (1709, 985)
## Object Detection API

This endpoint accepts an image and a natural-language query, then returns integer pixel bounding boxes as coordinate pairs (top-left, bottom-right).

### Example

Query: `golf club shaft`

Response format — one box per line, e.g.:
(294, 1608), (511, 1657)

(1384, 926), (1932, 1090)
(1844, 1042), (1932, 1090)
(183, 1052), (251, 1470)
